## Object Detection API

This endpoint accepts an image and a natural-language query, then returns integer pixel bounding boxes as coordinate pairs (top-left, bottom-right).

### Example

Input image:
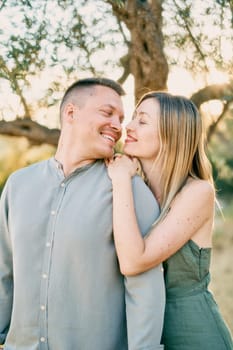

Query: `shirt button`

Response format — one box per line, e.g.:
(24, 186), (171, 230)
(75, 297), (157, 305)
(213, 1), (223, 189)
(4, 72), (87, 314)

(40, 305), (45, 310)
(61, 183), (65, 187)
(40, 337), (46, 342)
(46, 242), (51, 247)
(51, 210), (56, 215)
(42, 273), (48, 279)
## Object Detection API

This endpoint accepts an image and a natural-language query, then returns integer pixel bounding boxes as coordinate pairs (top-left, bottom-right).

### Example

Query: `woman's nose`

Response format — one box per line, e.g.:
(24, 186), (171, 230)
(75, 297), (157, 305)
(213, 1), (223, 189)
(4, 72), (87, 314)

(126, 120), (135, 131)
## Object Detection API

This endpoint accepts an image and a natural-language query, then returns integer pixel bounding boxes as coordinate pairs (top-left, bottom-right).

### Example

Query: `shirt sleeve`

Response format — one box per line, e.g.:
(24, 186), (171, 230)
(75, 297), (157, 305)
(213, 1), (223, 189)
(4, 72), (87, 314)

(0, 181), (13, 345)
(124, 175), (165, 350)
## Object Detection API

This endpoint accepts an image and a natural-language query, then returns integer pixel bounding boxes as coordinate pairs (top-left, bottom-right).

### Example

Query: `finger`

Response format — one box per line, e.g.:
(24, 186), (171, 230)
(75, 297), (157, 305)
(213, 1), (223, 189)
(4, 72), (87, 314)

(104, 159), (110, 166)
(113, 153), (122, 160)
(105, 158), (114, 166)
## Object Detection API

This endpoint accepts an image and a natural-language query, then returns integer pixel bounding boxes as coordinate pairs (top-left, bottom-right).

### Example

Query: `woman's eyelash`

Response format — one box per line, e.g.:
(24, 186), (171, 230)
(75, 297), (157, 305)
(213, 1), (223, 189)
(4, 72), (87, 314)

(101, 110), (112, 115)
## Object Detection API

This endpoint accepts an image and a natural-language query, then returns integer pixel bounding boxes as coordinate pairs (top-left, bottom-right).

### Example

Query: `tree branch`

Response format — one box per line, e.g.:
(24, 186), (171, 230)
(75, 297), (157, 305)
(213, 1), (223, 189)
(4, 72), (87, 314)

(191, 82), (233, 108)
(0, 0), (7, 11)
(0, 119), (60, 146)
(106, 0), (128, 19)
(207, 101), (232, 142)
(173, 0), (209, 73)
(0, 55), (31, 118)
(117, 53), (130, 84)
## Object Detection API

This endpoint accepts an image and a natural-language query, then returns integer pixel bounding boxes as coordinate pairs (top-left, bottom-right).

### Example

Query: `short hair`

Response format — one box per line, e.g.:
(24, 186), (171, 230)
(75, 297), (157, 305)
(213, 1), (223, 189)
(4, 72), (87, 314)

(60, 77), (125, 113)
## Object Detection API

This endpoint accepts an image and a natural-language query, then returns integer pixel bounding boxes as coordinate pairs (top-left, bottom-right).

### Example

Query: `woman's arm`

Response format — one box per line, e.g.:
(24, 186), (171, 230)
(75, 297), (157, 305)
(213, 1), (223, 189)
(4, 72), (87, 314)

(108, 155), (215, 276)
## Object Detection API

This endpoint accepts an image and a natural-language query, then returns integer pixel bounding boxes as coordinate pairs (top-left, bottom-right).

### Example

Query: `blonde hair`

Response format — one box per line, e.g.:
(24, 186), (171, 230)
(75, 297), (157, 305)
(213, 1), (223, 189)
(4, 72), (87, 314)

(136, 92), (214, 224)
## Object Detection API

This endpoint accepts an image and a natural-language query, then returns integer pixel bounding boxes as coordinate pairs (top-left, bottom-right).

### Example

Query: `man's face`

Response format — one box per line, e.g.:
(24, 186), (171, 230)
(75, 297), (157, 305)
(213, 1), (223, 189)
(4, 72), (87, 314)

(71, 85), (124, 160)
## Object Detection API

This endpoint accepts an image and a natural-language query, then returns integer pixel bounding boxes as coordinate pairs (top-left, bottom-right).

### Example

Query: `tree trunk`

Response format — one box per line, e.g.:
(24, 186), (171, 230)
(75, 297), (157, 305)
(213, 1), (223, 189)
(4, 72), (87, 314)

(109, 0), (169, 101)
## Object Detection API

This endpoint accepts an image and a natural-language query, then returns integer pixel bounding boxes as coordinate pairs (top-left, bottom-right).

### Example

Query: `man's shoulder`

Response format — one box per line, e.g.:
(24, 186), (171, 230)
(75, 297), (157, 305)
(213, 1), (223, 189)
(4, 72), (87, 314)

(132, 175), (158, 203)
(131, 175), (160, 235)
(7, 158), (50, 184)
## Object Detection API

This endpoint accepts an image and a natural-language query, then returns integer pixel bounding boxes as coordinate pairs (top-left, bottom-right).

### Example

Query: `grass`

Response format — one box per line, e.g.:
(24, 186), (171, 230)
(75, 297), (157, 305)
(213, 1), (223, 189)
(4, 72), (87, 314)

(210, 197), (233, 334)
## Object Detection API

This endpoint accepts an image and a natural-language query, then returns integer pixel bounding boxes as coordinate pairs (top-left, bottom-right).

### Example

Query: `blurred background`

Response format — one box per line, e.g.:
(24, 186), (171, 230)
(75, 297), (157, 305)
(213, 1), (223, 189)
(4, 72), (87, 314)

(0, 0), (232, 332)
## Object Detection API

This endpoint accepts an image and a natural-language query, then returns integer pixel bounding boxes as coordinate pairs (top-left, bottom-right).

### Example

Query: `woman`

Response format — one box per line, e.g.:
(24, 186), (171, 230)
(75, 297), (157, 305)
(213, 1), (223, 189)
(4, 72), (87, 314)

(107, 92), (233, 349)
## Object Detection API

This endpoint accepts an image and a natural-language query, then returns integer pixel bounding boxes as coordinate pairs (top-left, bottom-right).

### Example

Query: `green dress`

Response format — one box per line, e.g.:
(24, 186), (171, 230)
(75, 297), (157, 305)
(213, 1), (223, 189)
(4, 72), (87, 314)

(161, 240), (233, 350)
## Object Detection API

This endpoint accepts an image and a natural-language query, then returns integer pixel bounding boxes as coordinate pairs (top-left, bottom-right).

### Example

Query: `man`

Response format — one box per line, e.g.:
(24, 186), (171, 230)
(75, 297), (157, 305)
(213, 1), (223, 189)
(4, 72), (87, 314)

(0, 78), (165, 350)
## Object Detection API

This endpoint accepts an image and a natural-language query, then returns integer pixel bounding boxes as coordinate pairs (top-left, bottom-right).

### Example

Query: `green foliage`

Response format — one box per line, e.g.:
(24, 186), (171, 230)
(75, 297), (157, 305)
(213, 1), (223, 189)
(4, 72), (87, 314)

(163, 0), (232, 73)
(0, 0), (128, 117)
(213, 160), (233, 198)
(0, 136), (55, 194)
(210, 115), (233, 199)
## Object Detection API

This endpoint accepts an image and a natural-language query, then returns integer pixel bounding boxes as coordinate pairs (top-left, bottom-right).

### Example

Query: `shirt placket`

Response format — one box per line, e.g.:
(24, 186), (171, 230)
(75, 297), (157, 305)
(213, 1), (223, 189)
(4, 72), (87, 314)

(39, 178), (67, 350)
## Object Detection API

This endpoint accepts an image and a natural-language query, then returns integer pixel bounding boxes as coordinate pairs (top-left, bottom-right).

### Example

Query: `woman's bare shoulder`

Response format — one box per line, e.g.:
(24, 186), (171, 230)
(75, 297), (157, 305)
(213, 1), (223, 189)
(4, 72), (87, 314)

(182, 178), (215, 204)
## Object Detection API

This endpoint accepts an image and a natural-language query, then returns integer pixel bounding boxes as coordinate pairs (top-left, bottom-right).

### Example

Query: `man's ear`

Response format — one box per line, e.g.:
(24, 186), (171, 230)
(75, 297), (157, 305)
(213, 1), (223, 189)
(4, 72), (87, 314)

(63, 103), (77, 123)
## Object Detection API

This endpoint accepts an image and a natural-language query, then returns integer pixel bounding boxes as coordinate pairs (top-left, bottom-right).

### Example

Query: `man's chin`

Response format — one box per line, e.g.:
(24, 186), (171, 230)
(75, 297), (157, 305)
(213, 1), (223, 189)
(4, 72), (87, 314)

(99, 148), (114, 159)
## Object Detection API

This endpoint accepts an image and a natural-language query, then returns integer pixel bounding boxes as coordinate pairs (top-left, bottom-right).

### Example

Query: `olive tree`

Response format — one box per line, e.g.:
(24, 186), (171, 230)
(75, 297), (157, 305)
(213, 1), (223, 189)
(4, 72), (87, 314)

(0, 0), (232, 145)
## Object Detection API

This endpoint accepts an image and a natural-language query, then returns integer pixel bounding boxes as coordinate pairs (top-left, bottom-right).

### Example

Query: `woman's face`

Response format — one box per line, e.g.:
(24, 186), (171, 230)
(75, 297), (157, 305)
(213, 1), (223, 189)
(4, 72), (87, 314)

(124, 98), (161, 162)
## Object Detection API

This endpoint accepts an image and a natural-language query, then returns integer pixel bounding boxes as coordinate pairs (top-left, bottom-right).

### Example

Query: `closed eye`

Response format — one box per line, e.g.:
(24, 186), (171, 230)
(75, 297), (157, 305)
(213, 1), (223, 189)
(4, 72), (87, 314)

(139, 119), (147, 124)
(132, 113), (147, 124)
(100, 109), (112, 117)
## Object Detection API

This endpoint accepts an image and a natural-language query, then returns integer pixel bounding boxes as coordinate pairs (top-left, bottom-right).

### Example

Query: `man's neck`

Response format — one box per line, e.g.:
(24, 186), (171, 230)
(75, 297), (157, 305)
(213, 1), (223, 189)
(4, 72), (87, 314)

(54, 151), (95, 177)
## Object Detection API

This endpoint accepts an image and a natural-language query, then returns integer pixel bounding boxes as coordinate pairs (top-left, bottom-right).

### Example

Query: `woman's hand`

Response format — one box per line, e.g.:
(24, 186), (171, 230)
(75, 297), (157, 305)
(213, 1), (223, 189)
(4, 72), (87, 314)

(107, 154), (139, 182)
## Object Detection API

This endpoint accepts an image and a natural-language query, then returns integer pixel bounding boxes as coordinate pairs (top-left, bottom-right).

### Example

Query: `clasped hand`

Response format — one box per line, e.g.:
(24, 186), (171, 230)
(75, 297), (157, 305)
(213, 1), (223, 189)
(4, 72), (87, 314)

(106, 154), (140, 181)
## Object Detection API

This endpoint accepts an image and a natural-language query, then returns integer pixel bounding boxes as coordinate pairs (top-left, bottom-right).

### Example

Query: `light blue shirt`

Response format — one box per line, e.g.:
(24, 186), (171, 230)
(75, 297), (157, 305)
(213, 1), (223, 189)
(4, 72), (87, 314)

(0, 158), (165, 349)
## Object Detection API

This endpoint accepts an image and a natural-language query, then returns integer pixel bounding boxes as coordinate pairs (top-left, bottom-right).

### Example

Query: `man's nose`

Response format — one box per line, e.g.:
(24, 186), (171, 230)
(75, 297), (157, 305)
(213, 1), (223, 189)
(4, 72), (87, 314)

(110, 116), (122, 132)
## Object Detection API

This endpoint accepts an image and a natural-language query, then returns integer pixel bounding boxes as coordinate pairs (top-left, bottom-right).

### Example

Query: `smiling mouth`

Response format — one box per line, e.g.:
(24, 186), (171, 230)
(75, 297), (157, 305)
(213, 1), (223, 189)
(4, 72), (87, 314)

(125, 135), (137, 143)
(101, 133), (116, 144)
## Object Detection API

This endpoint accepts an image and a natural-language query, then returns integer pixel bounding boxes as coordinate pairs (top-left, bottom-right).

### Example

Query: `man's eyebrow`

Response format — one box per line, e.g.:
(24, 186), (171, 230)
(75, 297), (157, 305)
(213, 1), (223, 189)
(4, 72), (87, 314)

(99, 104), (117, 109)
